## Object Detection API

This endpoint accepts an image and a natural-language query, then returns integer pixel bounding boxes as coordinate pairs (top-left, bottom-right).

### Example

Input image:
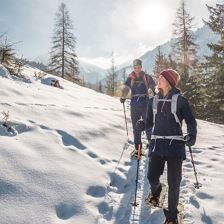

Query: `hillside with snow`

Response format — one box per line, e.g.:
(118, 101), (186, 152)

(0, 64), (224, 224)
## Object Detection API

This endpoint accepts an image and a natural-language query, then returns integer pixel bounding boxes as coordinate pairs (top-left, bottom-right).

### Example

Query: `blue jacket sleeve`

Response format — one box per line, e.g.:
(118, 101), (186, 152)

(180, 96), (197, 137)
(145, 98), (154, 134)
(125, 77), (131, 88)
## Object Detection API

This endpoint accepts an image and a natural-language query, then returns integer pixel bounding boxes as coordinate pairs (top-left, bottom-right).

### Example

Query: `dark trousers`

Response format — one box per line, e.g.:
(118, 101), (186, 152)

(130, 105), (151, 148)
(147, 155), (183, 219)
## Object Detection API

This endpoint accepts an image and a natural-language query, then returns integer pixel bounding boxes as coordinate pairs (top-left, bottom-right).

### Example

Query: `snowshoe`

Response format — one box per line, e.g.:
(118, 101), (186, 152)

(145, 183), (167, 208)
(145, 195), (160, 207)
(177, 203), (185, 224)
(130, 148), (145, 159)
(164, 218), (178, 224)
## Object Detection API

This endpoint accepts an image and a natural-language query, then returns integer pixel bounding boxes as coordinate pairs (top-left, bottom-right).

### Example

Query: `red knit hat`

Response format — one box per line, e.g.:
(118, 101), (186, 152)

(160, 69), (180, 87)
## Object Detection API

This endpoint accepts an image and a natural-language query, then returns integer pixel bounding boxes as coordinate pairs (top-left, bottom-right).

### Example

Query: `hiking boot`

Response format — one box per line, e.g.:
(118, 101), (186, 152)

(130, 148), (145, 159)
(164, 218), (178, 224)
(145, 194), (159, 206)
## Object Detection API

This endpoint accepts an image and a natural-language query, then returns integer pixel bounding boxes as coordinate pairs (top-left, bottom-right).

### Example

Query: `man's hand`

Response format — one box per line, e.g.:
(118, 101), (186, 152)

(136, 119), (145, 131)
(184, 134), (196, 146)
(120, 98), (126, 103)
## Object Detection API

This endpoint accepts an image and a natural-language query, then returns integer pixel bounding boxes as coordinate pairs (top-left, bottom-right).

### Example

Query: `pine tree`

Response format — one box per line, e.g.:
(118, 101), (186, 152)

(153, 46), (170, 77)
(106, 52), (117, 96)
(49, 2), (79, 82)
(122, 68), (127, 83)
(0, 36), (15, 69)
(172, 0), (198, 94)
(204, 3), (224, 124)
(167, 54), (178, 71)
(186, 64), (206, 118)
(98, 81), (103, 93)
(13, 56), (26, 76)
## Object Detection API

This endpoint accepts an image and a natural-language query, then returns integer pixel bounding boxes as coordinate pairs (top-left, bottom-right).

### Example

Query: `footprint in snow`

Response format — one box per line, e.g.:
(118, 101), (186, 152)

(196, 192), (214, 200)
(98, 159), (111, 166)
(0, 179), (19, 195)
(192, 148), (203, 154)
(56, 129), (86, 150)
(180, 179), (190, 187)
(190, 196), (200, 209)
(86, 185), (106, 198)
(112, 159), (118, 163)
(55, 202), (81, 220)
(99, 159), (107, 165)
(98, 202), (113, 221)
(183, 163), (192, 168)
(87, 150), (98, 159)
(208, 146), (216, 151)
(205, 164), (213, 169)
(201, 208), (213, 224)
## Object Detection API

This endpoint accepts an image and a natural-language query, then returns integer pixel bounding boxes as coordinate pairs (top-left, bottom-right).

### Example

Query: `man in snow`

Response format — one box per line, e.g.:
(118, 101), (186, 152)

(120, 59), (156, 157)
(143, 69), (197, 224)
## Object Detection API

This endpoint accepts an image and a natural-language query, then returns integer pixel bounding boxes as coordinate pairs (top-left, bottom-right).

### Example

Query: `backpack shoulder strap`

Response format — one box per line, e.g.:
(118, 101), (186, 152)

(152, 95), (159, 124)
(129, 72), (136, 87)
(142, 74), (149, 90)
(171, 94), (181, 127)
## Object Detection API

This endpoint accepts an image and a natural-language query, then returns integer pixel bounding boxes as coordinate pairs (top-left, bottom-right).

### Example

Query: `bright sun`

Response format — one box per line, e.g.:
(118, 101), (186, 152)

(135, 3), (169, 35)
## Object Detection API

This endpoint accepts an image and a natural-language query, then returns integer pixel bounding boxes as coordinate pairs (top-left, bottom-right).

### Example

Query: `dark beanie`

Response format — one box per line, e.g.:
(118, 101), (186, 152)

(133, 59), (142, 67)
(160, 69), (180, 87)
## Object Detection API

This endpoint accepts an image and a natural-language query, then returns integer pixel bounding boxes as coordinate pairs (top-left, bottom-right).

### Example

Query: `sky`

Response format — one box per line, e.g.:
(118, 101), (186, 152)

(0, 0), (220, 69)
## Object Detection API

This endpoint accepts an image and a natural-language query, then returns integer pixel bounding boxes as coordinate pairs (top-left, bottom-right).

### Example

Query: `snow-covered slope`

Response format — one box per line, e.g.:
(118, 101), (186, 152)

(0, 64), (128, 224)
(0, 64), (224, 224)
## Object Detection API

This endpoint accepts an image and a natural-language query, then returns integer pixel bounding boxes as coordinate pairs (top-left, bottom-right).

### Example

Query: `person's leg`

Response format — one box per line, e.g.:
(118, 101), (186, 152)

(164, 156), (183, 220)
(147, 155), (165, 197)
(130, 106), (142, 149)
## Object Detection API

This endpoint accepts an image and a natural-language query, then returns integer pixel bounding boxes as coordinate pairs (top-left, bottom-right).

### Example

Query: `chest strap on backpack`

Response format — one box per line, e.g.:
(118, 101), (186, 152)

(151, 135), (185, 152)
(130, 72), (149, 97)
(152, 94), (181, 126)
(151, 135), (185, 141)
(132, 93), (148, 97)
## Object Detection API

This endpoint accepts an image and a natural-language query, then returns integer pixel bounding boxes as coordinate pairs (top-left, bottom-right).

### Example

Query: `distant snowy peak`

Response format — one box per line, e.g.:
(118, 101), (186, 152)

(78, 60), (107, 84)
(31, 54), (107, 84)
(118, 25), (219, 75)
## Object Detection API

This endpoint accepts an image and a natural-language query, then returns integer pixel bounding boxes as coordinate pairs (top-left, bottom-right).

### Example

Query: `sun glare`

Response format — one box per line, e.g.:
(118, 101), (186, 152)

(135, 3), (169, 35)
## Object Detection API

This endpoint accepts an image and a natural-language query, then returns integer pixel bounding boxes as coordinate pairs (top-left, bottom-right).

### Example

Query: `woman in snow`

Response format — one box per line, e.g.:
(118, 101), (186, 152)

(144, 69), (197, 224)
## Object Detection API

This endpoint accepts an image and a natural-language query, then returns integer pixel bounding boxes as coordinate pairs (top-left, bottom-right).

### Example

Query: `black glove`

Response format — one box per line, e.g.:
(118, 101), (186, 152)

(120, 97), (126, 103)
(136, 119), (145, 131)
(184, 134), (196, 146)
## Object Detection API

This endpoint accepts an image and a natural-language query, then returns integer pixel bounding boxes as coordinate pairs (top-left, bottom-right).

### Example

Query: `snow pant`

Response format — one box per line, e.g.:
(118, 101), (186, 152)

(130, 105), (151, 149)
(147, 155), (183, 220)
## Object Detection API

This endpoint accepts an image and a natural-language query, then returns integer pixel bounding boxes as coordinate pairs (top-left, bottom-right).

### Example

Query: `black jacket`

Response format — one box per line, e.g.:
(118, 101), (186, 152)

(146, 87), (197, 159)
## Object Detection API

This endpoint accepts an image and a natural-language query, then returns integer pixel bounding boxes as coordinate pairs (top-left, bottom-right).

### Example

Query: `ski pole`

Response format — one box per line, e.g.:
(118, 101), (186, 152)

(132, 144), (141, 207)
(188, 146), (202, 189)
(122, 102), (129, 138)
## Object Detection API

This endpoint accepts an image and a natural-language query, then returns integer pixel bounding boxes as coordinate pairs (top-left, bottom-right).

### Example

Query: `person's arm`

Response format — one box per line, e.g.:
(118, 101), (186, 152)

(147, 75), (156, 94)
(145, 98), (154, 138)
(181, 96), (197, 145)
(121, 85), (130, 99)
(120, 77), (131, 102)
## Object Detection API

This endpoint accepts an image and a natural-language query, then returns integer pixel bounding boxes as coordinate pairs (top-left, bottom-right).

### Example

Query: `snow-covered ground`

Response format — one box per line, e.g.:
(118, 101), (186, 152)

(0, 64), (224, 224)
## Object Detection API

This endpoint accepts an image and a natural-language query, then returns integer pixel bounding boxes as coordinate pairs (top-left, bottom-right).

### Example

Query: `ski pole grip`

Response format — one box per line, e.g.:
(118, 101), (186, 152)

(138, 144), (141, 160)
